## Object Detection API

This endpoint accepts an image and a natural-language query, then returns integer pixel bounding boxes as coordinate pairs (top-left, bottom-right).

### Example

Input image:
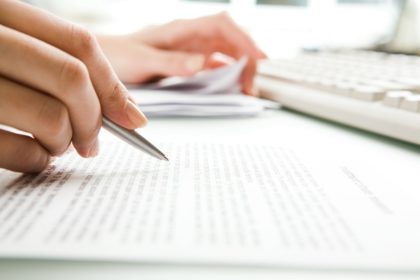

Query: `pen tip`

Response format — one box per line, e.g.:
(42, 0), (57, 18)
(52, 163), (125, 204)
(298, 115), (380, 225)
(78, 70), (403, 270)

(162, 155), (169, 161)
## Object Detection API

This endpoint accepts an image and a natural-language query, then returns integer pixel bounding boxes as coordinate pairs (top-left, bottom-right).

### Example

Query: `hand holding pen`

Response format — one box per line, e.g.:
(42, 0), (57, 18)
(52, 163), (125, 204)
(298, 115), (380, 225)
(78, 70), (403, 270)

(0, 1), (155, 173)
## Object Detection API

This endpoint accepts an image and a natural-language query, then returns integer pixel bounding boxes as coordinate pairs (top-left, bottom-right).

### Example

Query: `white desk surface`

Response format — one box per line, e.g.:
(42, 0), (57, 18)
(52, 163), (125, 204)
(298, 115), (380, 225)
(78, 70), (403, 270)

(1, 108), (419, 280)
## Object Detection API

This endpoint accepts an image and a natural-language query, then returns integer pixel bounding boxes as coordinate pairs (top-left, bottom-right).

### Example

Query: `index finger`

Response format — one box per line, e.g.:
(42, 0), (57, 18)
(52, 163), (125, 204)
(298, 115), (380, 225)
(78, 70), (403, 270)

(0, 0), (147, 130)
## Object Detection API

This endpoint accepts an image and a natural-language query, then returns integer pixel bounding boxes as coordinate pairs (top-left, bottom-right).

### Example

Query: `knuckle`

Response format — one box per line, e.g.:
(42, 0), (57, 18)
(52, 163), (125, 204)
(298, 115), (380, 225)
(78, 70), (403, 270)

(59, 57), (89, 90)
(162, 19), (184, 47)
(37, 99), (72, 155)
(69, 25), (98, 57)
(215, 12), (234, 32)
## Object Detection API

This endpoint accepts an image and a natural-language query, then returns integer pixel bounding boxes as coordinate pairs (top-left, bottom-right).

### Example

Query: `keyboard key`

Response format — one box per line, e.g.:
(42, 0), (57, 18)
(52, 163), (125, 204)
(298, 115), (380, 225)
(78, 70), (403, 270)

(400, 95), (420, 112)
(363, 80), (407, 91)
(382, 91), (413, 108)
(318, 79), (336, 89)
(351, 86), (385, 101)
(332, 81), (356, 96)
(393, 77), (420, 91)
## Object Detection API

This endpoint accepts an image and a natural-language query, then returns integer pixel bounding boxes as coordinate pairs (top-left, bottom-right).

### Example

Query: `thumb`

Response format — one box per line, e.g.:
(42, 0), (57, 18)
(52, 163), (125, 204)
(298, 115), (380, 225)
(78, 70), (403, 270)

(149, 49), (206, 77)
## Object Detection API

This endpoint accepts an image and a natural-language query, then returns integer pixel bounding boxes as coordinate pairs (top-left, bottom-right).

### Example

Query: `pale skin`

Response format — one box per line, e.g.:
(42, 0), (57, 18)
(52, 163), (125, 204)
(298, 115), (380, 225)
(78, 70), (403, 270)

(0, 1), (265, 173)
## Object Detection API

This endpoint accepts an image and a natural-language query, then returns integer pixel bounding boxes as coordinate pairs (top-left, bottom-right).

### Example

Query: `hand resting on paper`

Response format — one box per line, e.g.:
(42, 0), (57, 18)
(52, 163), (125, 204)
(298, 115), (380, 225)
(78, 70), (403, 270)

(97, 13), (266, 96)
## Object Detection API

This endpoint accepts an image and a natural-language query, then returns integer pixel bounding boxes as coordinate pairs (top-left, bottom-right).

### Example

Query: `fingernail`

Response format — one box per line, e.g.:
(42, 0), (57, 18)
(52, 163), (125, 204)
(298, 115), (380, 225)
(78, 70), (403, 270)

(185, 55), (205, 73)
(88, 140), (99, 157)
(126, 101), (148, 128)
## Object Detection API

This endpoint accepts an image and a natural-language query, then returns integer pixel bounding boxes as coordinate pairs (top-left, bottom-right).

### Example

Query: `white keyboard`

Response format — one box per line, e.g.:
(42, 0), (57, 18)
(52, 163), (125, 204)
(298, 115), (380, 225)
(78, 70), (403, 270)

(256, 50), (420, 145)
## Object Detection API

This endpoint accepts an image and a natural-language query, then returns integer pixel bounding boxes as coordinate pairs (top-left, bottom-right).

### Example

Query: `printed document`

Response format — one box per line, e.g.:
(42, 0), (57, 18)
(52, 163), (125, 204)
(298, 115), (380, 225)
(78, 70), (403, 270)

(0, 137), (419, 271)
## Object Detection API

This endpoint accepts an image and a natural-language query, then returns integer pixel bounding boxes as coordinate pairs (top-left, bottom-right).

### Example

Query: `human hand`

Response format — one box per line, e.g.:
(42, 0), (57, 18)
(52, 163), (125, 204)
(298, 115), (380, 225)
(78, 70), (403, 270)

(97, 13), (266, 95)
(0, 1), (147, 173)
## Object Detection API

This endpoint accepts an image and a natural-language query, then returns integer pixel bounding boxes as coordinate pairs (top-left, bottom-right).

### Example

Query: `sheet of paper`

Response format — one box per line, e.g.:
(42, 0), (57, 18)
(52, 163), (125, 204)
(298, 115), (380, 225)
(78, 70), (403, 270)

(128, 57), (280, 117)
(131, 90), (279, 117)
(142, 57), (247, 94)
(0, 135), (419, 271)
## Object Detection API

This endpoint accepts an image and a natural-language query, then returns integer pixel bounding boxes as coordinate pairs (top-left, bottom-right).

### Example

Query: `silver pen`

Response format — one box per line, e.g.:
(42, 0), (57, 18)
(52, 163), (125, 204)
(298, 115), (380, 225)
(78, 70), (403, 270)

(102, 117), (168, 161)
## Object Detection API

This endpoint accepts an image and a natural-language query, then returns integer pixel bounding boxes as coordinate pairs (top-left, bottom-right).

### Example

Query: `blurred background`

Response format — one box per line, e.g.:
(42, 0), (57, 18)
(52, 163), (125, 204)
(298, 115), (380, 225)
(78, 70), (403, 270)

(28, 0), (420, 57)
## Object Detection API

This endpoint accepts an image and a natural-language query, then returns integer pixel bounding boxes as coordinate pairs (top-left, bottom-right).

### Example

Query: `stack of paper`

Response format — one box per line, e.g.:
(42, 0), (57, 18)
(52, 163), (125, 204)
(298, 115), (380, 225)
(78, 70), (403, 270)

(129, 57), (279, 117)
